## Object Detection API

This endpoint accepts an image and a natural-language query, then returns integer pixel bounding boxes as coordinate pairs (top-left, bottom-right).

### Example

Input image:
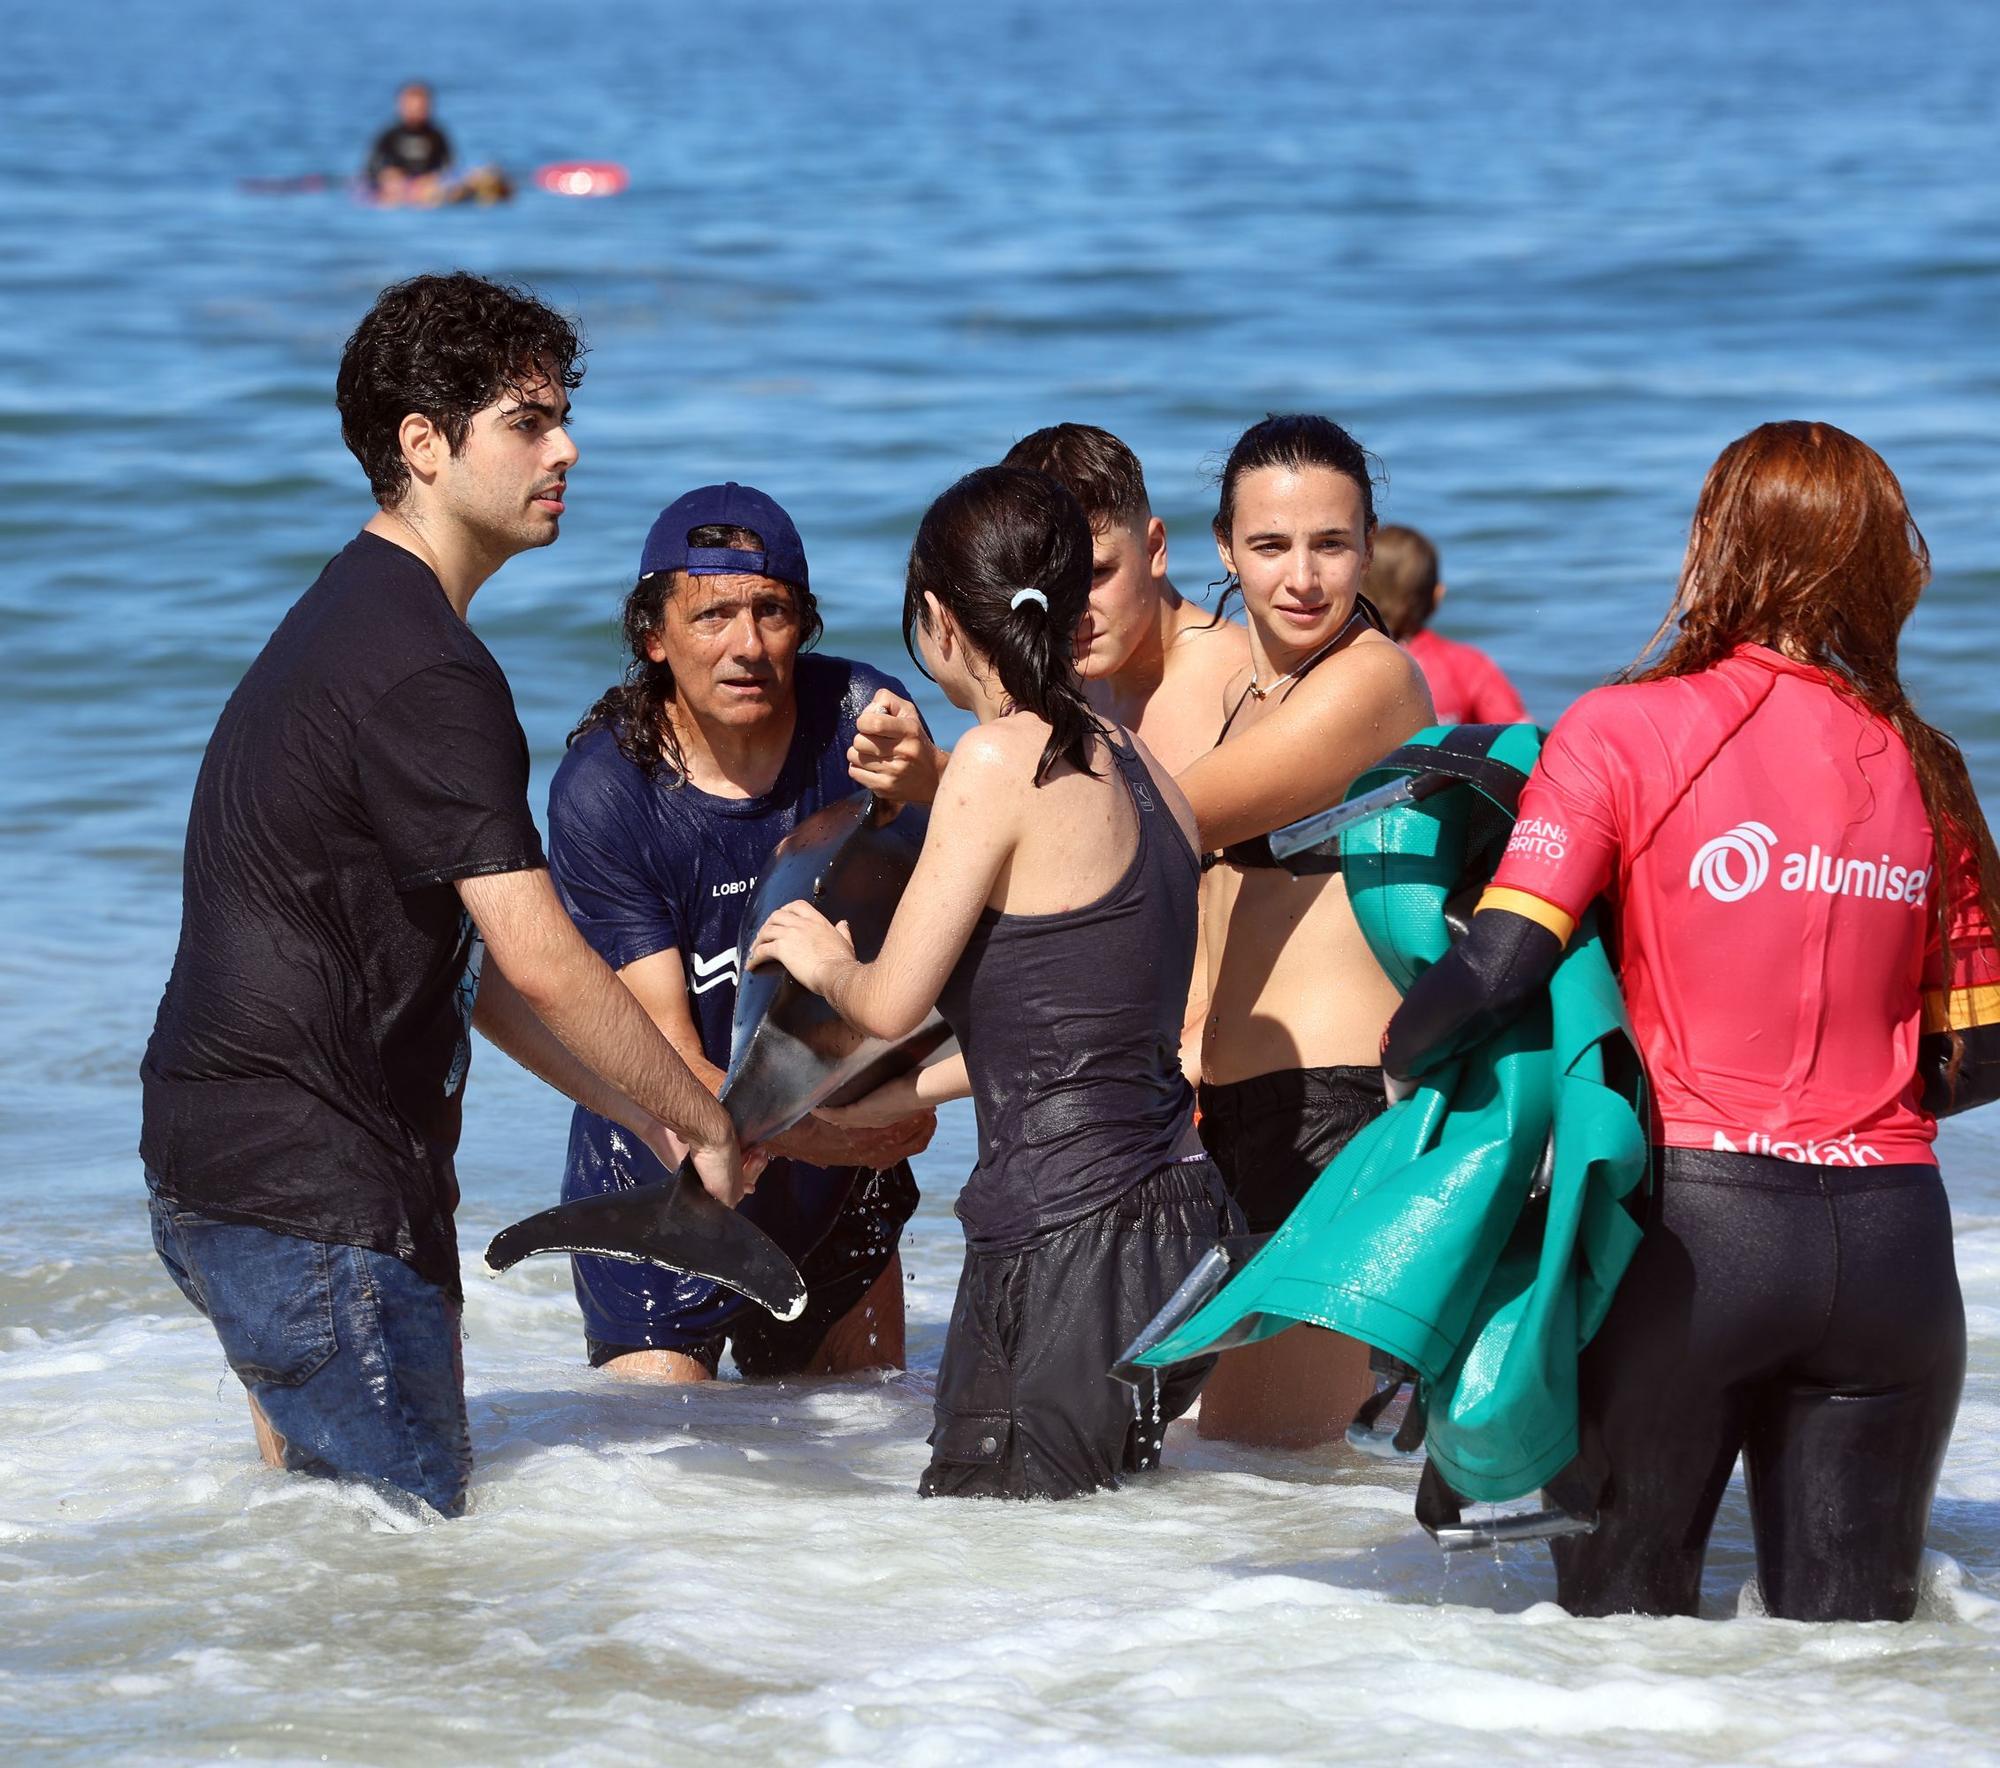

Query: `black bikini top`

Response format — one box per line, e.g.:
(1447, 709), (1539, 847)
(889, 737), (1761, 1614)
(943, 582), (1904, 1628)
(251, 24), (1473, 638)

(1208, 596), (1391, 874)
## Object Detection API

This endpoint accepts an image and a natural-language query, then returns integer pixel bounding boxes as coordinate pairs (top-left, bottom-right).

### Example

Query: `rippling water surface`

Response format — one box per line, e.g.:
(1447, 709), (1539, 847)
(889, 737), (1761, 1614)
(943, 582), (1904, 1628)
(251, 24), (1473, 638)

(4, 1), (1999, 1761)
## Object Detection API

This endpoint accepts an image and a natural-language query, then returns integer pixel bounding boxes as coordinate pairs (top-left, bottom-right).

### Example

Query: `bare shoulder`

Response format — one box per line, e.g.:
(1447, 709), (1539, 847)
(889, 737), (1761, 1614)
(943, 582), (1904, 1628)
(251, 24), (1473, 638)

(924, 720), (1032, 854)
(1301, 628), (1431, 717)
(944, 716), (1044, 789)
(1167, 606), (1252, 676)
(1153, 610), (1252, 767)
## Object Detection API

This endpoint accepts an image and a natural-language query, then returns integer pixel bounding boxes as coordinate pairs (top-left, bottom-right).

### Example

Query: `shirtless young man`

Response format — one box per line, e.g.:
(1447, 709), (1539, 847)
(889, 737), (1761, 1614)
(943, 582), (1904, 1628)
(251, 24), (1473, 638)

(1000, 425), (1249, 1075)
(1000, 425), (1248, 776)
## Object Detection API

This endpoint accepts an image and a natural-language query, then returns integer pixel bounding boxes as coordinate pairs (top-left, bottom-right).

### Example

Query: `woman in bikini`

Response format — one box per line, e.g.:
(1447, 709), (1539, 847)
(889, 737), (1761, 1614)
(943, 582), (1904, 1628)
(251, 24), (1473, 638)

(1175, 415), (1434, 1448)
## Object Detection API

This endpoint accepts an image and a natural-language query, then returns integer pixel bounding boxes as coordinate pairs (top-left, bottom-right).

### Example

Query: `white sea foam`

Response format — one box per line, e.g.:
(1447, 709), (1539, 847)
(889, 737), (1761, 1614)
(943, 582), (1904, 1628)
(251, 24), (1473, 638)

(1, 1101), (1996, 1765)
(6, 3), (2000, 1741)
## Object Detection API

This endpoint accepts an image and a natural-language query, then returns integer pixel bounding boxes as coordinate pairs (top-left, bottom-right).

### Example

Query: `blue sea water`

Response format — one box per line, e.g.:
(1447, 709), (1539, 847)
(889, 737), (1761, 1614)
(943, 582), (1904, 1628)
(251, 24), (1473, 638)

(3, 2), (1999, 1762)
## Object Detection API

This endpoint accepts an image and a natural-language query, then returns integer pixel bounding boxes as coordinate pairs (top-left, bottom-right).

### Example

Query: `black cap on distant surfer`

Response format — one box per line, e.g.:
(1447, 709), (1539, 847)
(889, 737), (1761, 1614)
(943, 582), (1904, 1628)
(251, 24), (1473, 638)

(544, 485), (946, 1383)
(141, 272), (748, 1518)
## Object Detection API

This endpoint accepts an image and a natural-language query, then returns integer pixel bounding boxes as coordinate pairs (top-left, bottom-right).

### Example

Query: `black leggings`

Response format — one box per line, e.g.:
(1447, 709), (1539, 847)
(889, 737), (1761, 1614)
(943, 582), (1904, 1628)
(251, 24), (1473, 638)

(1553, 1147), (1964, 1621)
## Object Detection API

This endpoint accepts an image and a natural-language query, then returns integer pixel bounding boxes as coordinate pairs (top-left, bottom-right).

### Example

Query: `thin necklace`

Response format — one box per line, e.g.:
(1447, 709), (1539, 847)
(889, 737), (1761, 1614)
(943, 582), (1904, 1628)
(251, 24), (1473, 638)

(1244, 607), (1362, 701)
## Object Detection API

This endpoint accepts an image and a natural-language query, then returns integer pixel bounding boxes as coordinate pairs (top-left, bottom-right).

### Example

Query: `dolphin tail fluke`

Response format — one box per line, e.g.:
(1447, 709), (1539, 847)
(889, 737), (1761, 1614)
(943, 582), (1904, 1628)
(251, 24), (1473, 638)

(483, 1165), (809, 1322)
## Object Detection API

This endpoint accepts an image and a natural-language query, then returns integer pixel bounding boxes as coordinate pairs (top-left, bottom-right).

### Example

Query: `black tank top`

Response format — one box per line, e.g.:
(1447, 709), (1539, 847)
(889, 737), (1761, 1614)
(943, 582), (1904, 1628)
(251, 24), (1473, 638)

(936, 731), (1201, 1252)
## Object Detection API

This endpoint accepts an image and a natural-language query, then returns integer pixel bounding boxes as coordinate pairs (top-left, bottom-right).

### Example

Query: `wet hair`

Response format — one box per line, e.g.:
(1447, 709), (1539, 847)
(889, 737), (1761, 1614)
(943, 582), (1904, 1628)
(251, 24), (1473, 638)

(1628, 420), (2000, 1083)
(335, 271), (585, 507)
(902, 465), (1101, 785)
(1000, 423), (1150, 531)
(570, 524), (824, 782)
(1206, 415), (1381, 620)
(1366, 524), (1442, 640)
(1212, 413), (1379, 543)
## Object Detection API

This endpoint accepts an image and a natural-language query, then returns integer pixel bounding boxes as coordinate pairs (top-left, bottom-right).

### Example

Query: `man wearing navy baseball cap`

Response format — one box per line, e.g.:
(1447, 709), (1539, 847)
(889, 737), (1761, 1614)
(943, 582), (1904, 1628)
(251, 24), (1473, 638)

(546, 484), (948, 1382)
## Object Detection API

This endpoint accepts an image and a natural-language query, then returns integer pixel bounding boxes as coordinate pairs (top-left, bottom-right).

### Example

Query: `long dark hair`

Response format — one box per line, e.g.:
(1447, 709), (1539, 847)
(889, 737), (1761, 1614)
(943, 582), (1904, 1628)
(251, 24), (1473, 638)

(1628, 420), (2000, 1078)
(569, 523), (824, 781)
(902, 465), (1101, 785)
(1207, 413), (1381, 619)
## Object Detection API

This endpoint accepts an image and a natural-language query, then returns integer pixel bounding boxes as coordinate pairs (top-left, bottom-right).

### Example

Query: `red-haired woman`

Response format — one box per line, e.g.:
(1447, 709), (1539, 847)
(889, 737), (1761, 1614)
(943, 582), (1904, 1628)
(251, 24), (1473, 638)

(1383, 422), (2000, 1621)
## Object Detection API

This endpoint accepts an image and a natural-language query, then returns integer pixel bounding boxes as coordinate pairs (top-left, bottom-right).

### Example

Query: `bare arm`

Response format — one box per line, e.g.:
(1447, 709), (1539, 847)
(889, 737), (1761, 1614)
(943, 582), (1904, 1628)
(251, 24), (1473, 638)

(455, 868), (743, 1202)
(746, 728), (1022, 1039)
(1179, 908), (1213, 1088)
(617, 947), (936, 1169)
(615, 949), (727, 1093)
(1176, 638), (1433, 853)
(472, 961), (654, 1136)
(814, 1051), (972, 1128)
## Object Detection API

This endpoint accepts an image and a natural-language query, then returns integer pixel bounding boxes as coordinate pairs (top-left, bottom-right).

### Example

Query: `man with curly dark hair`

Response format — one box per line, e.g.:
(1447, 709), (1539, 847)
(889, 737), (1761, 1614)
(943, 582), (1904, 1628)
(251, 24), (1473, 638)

(141, 272), (747, 1518)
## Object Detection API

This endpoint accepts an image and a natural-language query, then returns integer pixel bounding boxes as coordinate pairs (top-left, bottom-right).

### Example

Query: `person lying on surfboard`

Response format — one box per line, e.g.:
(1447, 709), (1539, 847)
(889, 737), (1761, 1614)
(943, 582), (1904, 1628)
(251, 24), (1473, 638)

(749, 464), (1238, 1500)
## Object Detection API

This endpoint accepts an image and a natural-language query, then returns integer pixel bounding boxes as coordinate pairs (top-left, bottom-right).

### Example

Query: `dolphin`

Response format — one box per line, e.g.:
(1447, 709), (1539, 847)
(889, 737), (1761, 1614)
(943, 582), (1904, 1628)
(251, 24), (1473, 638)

(484, 793), (953, 1320)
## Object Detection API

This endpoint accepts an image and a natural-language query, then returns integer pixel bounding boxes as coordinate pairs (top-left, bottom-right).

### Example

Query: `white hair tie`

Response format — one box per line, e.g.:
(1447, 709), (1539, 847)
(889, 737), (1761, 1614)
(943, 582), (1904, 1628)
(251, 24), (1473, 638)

(1009, 587), (1049, 612)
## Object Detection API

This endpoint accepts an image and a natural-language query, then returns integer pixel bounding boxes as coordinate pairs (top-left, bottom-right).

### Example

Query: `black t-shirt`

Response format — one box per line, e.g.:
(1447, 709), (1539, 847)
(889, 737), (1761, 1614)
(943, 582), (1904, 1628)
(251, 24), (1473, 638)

(141, 532), (546, 1297)
(366, 121), (452, 183)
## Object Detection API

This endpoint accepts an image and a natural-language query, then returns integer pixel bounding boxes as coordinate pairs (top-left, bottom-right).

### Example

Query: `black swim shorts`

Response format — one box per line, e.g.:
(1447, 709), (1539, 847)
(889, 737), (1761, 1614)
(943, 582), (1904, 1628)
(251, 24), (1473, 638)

(587, 1162), (920, 1378)
(1196, 1064), (1385, 1235)
(920, 1157), (1238, 1501)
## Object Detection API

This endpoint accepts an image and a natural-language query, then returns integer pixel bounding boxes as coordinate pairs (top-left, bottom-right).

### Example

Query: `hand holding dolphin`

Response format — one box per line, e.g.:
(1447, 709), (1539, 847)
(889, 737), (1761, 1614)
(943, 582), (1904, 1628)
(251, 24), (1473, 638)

(748, 902), (858, 998)
(483, 789), (958, 1319)
(637, 1116), (767, 1206)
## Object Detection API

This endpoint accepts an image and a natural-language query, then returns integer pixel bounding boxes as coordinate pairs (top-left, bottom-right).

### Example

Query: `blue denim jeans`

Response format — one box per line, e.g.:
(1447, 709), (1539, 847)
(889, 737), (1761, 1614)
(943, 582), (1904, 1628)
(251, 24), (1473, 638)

(147, 1177), (472, 1518)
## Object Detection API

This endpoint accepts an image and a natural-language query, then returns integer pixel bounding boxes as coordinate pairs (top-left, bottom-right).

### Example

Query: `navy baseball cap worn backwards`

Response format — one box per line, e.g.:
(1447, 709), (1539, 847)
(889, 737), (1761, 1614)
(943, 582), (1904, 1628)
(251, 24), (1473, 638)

(640, 483), (809, 593)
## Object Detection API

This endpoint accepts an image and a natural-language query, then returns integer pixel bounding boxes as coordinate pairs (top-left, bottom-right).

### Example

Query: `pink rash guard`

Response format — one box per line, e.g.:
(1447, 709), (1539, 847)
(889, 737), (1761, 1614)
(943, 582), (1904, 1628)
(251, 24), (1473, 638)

(1484, 644), (1999, 1167)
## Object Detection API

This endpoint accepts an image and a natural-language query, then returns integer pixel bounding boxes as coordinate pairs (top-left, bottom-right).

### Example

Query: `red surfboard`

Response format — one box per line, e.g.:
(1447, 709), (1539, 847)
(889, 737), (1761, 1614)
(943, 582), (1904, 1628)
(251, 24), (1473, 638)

(533, 162), (630, 198)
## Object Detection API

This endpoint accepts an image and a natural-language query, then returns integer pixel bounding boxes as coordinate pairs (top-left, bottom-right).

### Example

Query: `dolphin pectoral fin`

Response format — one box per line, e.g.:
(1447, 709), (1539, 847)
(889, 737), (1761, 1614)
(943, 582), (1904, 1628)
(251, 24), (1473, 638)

(818, 1021), (960, 1110)
(483, 1165), (808, 1322)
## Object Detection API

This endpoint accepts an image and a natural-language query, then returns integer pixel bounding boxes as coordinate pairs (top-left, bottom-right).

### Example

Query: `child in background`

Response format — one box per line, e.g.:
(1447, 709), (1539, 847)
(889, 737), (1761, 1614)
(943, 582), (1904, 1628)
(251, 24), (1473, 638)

(1366, 524), (1528, 724)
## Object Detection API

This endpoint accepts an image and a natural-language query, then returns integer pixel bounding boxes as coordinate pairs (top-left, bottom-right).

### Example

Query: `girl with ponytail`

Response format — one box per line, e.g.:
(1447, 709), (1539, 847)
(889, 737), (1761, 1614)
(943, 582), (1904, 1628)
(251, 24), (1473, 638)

(1382, 422), (2000, 1620)
(750, 464), (1237, 1500)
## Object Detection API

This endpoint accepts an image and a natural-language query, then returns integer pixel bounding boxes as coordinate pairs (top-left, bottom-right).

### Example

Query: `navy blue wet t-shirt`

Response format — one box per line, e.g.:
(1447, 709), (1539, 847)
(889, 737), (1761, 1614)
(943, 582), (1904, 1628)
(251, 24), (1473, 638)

(547, 652), (914, 1340)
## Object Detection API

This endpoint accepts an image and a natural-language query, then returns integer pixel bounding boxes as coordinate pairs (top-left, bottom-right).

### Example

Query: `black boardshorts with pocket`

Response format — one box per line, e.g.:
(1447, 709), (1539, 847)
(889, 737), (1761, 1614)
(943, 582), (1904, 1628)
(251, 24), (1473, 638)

(920, 1156), (1239, 1501)
(1197, 1064), (1385, 1236)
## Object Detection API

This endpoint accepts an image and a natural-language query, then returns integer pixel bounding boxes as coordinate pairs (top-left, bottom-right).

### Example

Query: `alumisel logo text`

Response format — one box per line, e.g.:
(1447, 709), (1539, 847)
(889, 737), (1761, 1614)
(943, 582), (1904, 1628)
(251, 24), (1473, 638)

(1687, 822), (1932, 907)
